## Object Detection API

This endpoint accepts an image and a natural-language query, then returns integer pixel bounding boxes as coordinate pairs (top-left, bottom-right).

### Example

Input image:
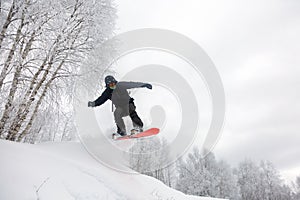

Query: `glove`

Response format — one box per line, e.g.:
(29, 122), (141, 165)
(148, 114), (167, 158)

(88, 101), (95, 107)
(143, 83), (152, 90)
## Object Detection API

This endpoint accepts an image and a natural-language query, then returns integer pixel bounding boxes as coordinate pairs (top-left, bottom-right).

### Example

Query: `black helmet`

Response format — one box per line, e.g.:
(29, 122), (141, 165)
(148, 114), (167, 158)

(105, 75), (117, 87)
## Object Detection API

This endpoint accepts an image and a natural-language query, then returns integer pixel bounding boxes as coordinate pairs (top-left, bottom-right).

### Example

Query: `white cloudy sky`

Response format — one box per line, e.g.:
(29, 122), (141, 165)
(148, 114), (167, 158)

(114, 0), (300, 182)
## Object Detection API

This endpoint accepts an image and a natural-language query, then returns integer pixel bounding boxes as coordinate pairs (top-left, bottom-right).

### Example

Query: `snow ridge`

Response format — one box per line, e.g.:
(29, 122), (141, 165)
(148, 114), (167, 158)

(0, 140), (225, 200)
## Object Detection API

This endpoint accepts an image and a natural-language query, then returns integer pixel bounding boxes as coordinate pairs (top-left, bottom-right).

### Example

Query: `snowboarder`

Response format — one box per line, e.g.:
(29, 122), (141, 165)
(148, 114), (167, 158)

(88, 75), (152, 136)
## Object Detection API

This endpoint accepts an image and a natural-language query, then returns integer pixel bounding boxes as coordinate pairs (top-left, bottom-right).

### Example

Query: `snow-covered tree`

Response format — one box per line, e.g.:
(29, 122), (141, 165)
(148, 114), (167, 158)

(215, 160), (240, 200)
(237, 159), (266, 200)
(237, 159), (293, 200)
(176, 147), (239, 199)
(176, 147), (214, 196)
(129, 137), (176, 187)
(293, 176), (300, 200)
(0, 0), (116, 142)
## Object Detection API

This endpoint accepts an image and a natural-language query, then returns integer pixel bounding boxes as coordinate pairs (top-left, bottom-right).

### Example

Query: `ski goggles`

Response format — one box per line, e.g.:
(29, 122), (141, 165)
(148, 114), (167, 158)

(108, 82), (116, 87)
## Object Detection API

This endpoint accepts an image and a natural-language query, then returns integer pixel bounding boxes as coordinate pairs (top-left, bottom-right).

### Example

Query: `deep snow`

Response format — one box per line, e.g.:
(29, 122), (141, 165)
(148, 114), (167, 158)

(0, 140), (226, 200)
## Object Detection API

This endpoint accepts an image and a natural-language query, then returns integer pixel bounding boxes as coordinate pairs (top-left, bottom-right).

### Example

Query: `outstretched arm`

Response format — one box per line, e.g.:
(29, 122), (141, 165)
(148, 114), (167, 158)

(88, 88), (110, 107)
(119, 81), (152, 90)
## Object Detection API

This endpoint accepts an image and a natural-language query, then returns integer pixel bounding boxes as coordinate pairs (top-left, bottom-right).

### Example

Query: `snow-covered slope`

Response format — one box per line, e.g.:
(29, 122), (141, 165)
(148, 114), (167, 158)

(0, 140), (225, 200)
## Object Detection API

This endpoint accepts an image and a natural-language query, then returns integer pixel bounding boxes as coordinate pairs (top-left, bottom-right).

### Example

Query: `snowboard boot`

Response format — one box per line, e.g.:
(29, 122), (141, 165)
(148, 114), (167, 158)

(112, 132), (126, 139)
(116, 126), (126, 137)
(130, 127), (143, 135)
(118, 131), (126, 137)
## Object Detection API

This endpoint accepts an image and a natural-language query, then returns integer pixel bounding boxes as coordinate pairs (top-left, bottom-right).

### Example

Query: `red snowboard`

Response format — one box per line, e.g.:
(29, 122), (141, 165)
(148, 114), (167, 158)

(115, 128), (160, 141)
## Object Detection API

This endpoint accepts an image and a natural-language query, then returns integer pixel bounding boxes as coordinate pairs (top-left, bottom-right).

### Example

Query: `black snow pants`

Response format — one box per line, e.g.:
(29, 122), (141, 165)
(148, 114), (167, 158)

(114, 102), (143, 134)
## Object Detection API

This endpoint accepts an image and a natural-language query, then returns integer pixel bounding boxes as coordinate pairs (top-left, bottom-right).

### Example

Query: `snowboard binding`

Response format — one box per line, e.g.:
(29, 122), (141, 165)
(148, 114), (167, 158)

(130, 128), (143, 135)
(112, 128), (143, 139)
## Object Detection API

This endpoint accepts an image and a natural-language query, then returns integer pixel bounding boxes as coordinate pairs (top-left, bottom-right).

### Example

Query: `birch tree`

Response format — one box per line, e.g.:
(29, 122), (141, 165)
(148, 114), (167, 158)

(0, 0), (116, 142)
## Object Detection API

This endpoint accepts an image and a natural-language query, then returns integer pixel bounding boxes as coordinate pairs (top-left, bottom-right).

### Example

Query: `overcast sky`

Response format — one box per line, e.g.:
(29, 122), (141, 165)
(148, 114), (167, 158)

(114, 0), (300, 182)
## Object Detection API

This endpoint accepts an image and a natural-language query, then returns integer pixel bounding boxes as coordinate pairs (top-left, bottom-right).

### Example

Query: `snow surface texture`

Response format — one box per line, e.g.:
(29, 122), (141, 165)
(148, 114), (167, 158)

(0, 140), (226, 200)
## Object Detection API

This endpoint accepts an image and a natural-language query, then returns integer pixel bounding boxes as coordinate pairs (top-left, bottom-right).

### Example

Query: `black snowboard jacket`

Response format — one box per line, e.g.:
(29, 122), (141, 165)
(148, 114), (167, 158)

(93, 81), (149, 107)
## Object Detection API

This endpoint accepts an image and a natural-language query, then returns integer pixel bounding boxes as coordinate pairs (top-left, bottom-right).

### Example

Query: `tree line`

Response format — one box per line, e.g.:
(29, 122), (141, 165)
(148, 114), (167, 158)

(129, 137), (300, 200)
